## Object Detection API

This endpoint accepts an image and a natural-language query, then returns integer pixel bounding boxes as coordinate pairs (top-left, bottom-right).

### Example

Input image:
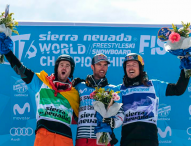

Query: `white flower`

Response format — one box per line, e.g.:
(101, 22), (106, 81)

(178, 27), (191, 34)
(0, 16), (4, 21)
(0, 15), (5, 19)
(178, 27), (184, 32)
(104, 92), (109, 97)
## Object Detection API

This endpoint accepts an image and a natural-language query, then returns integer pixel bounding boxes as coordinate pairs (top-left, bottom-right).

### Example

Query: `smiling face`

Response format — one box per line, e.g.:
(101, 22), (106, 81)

(91, 61), (108, 80)
(57, 60), (71, 82)
(126, 60), (140, 79)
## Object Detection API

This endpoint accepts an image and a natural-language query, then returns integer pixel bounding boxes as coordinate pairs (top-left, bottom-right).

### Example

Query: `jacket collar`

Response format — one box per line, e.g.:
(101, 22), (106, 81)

(85, 75), (109, 88)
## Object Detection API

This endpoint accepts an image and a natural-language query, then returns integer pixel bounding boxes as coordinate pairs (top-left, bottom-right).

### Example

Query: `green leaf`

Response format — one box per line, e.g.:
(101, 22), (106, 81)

(0, 12), (19, 35)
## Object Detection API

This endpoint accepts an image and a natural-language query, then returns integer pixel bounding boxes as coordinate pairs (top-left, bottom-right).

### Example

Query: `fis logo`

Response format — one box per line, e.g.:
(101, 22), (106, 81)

(13, 102), (30, 115)
(139, 35), (166, 55)
(158, 126), (172, 138)
(4, 34), (37, 64)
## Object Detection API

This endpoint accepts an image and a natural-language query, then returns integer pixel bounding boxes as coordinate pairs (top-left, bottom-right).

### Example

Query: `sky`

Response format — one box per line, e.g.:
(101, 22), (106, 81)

(0, 0), (190, 25)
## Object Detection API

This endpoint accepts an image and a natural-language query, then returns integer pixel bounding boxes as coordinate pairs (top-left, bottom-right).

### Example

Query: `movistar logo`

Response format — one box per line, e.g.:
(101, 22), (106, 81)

(13, 103), (30, 115)
(121, 87), (150, 95)
(79, 88), (87, 94)
(79, 88), (94, 94)
(189, 105), (191, 115)
(158, 126), (172, 138)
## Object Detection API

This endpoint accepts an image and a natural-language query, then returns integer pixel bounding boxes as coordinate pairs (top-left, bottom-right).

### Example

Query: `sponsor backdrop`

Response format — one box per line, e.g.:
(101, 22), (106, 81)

(0, 22), (190, 146)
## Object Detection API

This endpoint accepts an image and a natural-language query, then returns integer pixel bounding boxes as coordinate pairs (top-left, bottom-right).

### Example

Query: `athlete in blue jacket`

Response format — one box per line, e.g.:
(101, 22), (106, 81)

(119, 53), (190, 146)
(0, 32), (79, 146)
(72, 54), (124, 146)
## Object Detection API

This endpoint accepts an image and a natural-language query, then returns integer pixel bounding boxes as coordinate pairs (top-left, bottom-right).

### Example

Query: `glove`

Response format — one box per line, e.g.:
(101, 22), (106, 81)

(72, 78), (85, 87)
(110, 132), (118, 145)
(0, 32), (6, 40)
(0, 32), (12, 55)
(103, 118), (115, 128)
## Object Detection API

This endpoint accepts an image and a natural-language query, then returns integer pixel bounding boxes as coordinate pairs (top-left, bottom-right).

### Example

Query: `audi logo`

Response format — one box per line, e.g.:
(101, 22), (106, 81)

(10, 127), (33, 136)
(187, 127), (191, 135)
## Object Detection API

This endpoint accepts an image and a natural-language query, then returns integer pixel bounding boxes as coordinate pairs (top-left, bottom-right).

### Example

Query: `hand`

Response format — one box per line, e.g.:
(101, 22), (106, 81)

(110, 132), (118, 145)
(72, 78), (85, 87)
(0, 33), (12, 55)
(103, 118), (115, 128)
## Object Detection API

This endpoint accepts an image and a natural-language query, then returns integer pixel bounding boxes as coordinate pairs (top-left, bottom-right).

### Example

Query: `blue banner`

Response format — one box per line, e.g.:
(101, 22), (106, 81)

(0, 22), (190, 146)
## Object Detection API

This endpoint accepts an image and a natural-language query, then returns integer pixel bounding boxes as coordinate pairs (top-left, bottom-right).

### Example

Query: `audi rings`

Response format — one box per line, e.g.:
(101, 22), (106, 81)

(187, 127), (191, 136)
(10, 127), (33, 136)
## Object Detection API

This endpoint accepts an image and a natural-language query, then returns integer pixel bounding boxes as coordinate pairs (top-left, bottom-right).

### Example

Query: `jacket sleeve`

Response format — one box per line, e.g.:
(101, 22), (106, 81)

(166, 69), (190, 96)
(113, 106), (124, 128)
(112, 85), (124, 128)
(5, 51), (34, 84)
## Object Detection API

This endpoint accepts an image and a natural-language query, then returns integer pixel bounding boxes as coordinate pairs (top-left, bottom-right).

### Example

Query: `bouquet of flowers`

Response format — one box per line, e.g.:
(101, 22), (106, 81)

(90, 87), (122, 146)
(158, 22), (191, 77)
(0, 5), (18, 63)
